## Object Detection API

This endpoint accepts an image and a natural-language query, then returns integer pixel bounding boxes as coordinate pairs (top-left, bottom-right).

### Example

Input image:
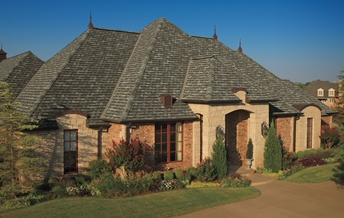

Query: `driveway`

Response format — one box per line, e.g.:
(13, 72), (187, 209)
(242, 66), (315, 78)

(176, 173), (344, 218)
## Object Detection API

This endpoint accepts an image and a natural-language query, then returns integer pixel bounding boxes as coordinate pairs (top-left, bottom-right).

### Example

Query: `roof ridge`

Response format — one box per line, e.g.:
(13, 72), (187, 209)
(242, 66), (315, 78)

(207, 57), (215, 100)
(93, 27), (140, 34)
(180, 58), (193, 99)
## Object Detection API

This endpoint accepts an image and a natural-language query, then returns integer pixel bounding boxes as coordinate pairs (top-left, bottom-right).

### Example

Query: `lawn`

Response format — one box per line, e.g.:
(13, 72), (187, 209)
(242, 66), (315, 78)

(0, 187), (260, 218)
(285, 163), (339, 183)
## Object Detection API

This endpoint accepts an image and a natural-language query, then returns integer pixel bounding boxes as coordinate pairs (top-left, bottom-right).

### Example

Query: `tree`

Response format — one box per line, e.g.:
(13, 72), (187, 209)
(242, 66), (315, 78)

(211, 137), (227, 179)
(334, 67), (344, 125)
(0, 82), (45, 198)
(263, 121), (282, 172)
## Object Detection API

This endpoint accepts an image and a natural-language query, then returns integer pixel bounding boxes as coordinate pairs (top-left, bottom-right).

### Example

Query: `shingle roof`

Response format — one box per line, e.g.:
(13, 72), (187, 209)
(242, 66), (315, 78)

(305, 80), (338, 98)
(13, 18), (336, 126)
(0, 51), (44, 97)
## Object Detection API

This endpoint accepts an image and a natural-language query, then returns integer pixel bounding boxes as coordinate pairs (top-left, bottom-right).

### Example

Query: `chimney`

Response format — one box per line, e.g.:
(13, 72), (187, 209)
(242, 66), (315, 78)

(0, 44), (7, 62)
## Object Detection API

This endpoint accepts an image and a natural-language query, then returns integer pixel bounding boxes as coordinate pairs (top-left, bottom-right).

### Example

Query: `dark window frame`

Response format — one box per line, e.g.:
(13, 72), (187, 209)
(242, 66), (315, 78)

(306, 118), (313, 149)
(154, 122), (183, 163)
(64, 129), (78, 174)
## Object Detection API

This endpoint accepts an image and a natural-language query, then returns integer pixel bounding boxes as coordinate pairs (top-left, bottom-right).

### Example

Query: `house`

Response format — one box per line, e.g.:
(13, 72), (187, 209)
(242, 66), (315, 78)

(305, 80), (339, 109)
(1, 18), (337, 178)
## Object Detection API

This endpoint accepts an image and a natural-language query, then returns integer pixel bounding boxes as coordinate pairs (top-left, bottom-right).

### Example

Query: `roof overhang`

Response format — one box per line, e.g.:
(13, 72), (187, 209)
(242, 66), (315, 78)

(292, 103), (322, 112)
(181, 99), (241, 104)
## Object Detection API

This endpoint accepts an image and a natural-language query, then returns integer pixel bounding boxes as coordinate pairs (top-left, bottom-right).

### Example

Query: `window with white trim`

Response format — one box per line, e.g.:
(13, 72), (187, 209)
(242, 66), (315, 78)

(328, 88), (335, 97)
(317, 88), (324, 96)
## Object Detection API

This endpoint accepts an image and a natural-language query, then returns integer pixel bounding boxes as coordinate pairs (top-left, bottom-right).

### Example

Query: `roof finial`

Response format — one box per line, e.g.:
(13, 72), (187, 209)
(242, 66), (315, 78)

(88, 12), (94, 29)
(213, 25), (218, 40)
(238, 39), (242, 52)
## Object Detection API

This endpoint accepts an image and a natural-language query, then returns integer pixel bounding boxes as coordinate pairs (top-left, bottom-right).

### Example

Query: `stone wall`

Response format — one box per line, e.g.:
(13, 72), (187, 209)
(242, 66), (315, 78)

(34, 114), (104, 179)
(295, 106), (321, 151)
(275, 116), (294, 151)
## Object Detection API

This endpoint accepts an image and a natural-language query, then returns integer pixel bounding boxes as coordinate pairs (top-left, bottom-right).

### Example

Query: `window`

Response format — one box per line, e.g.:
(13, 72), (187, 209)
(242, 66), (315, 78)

(155, 123), (182, 163)
(328, 89), (335, 97)
(64, 130), (78, 174)
(307, 118), (313, 148)
(317, 89), (324, 96)
(329, 98), (335, 103)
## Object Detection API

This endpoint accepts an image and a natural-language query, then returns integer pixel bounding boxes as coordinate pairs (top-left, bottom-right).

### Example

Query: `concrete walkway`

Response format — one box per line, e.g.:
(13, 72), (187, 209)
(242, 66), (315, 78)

(176, 173), (344, 218)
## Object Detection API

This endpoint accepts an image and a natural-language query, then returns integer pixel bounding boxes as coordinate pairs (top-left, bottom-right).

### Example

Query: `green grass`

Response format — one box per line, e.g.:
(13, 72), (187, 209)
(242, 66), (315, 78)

(0, 187), (260, 218)
(285, 163), (339, 183)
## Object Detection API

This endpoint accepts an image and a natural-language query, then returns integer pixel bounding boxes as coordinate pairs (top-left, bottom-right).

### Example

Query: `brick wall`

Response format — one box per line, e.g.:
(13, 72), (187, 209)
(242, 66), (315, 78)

(275, 117), (294, 151)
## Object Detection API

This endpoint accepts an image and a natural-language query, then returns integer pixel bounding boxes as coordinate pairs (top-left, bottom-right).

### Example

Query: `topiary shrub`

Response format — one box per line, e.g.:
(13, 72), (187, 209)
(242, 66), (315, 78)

(264, 121), (282, 172)
(87, 159), (112, 180)
(211, 138), (227, 179)
(174, 169), (184, 180)
(163, 171), (174, 180)
(246, 138), (253, 159)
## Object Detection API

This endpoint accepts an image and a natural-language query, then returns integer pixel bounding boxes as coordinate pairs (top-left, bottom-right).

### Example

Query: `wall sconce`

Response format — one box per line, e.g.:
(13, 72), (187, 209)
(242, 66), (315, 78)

(261, 122), (269, 138)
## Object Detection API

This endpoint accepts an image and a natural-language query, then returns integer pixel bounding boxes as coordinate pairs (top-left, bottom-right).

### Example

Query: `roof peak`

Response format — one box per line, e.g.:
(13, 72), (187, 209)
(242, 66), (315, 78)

(0, 44), (7, 54)
(213, 25), (218, 40)
(88, 12), (94, 29)
(238, 39), (242, 52)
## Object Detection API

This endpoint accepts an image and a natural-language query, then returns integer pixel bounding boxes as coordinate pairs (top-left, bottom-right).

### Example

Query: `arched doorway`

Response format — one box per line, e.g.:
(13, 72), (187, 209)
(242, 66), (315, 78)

(225, 110), (250, 166)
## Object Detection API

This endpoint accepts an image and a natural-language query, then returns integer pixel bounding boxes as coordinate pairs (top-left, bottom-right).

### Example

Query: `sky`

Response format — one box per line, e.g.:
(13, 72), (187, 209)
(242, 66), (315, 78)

(1, 0), (343, 83)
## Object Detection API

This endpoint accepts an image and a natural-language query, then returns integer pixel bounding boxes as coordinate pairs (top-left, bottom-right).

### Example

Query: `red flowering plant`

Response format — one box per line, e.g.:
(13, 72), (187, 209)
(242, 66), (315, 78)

(106, 139), (148, 172)
(282, 146), (295, 170)
(195, 157), (216, 182)
(320, 126), (340, 149)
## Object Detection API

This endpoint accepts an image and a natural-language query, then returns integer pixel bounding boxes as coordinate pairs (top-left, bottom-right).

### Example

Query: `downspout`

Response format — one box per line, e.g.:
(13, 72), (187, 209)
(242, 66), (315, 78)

(98, 127), (102, 158)
(196, 113), (203, 162)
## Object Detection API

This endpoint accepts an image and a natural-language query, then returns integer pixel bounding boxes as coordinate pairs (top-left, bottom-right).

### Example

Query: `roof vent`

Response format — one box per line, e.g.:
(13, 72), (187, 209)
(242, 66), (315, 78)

(160, 94), (173, 108)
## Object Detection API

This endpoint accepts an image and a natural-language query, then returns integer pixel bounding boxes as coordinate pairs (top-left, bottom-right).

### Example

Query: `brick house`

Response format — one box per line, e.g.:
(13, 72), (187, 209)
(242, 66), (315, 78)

(1, 18), (336, 178)
(305, 80), (339, 108)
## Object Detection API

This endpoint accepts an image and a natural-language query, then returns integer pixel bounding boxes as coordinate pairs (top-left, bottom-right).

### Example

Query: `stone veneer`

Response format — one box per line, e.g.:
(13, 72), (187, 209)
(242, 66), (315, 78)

(34, 114), (107, 179)
(295, 106), (321, 151)
(275, 116), (294, 151)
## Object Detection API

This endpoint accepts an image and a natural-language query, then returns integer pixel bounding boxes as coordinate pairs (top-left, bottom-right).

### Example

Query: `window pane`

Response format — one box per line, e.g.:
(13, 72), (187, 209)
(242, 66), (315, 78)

(176, 142), (182, 151)
(71, 131), (77, 140)
(155, 124), (161, 132)
(155, 144), (161, 152)
(177, 152), (182, 161)
(170, 123), (176, 132)
(170, 143), (176, 151)
(162, 124), (167, 132)
(170, 133), (175, 142)
(64, 142), (70, 151)
(162, 153), (167, 163)
(155, 134), (161, 143)
(177, 132), (182, 141)
(70, 151), (77, 172)
(162, 133), (167, 142)
(170, 152), (176, 161)
(64, 131), (70, 141)
(176, 122), (182, 132)
(71, 142), (77, 151)
(162, 143), (167, 152)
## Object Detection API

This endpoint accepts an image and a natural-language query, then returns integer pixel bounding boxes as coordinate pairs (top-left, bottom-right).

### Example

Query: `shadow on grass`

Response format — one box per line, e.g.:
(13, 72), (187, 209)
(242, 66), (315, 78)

(332, 160), (344, 189)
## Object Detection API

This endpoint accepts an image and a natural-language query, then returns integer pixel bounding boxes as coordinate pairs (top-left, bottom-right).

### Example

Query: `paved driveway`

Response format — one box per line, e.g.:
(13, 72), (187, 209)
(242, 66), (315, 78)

(176, 174), (344, 218)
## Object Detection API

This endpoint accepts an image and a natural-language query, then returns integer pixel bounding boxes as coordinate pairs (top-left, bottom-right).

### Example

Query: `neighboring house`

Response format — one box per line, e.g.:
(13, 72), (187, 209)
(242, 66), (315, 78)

(305, 80), (339, 109)
(0, 49), (44, 98)
(1, 18), (337, 178)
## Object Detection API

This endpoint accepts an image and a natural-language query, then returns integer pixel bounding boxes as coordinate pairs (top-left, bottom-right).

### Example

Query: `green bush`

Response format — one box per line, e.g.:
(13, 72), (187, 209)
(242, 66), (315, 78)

(88, 159), (112, 179)
(184, 172), (192, 183)
(174, 169), (184, 180)
(256, 167), (273, 174)
(164, 171), (174, 180)
(290, 163), (304, 174)
(296, 151), (306, 159)
(221, 176), (251, 187)
(195, 157), (216, 182)
(264, 122), (282, 172)
(186, 181), (221, 188)
(282, 146), (294, 170)
(48, 177), (60, 188)
(51, 186), (67, 198)
(246, 138), (253, 159)
(211, 138), (228, 179)
(187, 166), (197, 177)
(152, 172), (162, 180)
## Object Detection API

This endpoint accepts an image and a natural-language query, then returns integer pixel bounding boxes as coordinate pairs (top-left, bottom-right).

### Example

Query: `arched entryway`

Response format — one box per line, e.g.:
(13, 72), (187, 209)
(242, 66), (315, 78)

(225, 110), (250, 166)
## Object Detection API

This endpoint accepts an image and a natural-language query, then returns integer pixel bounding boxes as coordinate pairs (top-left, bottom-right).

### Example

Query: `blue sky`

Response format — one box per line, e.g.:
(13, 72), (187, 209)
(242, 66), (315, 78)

(1, 0), (343, 83)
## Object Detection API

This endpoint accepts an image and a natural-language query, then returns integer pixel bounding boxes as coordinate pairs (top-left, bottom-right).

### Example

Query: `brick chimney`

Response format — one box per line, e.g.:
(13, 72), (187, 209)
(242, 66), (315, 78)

(0, 45), (7, 62)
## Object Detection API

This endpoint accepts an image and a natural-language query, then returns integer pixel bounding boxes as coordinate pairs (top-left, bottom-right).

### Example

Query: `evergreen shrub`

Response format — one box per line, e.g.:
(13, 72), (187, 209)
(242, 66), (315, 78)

(211, 138), (227, 179)
(263, 121), (282, 172)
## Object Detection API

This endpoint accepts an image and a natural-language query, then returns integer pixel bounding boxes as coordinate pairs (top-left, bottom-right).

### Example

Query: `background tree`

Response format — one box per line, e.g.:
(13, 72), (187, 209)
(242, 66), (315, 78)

(211, 137), (227, 179)
(263, 121), (282, 172)
(334, 67), (344, 125)
(0, 82), (45, 198)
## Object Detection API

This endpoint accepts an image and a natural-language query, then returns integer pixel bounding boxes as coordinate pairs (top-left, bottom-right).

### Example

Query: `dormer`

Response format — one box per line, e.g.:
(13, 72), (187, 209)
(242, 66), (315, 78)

(160, 94), (173, 108)
(317, 88), (324, 97)
(328, 88), (335, 97)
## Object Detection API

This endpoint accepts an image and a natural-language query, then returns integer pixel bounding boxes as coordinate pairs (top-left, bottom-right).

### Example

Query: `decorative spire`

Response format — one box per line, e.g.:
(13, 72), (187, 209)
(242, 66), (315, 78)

(213, 25), (218, 40)
(88, 12), (94, 29)
(0, 44), (7, 62)
(238, 39), (242, 52)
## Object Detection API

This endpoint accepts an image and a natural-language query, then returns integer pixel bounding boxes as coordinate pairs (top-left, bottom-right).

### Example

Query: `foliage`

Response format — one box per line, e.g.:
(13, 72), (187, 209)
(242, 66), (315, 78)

(159, 179), (185, 191)
(286, 163), (339, 183)
(290, 163), (305, 175)
(50, 186), (67, 198)
(263, 121), (282, 172)
(163, 171), (174, 180)
(187, 166), (197, 177)
(174, 169), (184, 180)
(320, 126), (340, 149)
(186, 181), (221, 188)
(195, 157), (217, 182)
(332, 144), (344, 185)
(256, 167), (273, 174)
(106, 139), (147, 172)
(282, 146), (295, 170)
(152, 172), (162, 180)
(211, 138), (227, 179)
(0, 193), (46, 212)
(87, 159), (112, 179)
(221, 176), (251, 187)
(246, 138), (253, 159)
(297, 155), (326, 167)
(0, 82), (46, 198)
